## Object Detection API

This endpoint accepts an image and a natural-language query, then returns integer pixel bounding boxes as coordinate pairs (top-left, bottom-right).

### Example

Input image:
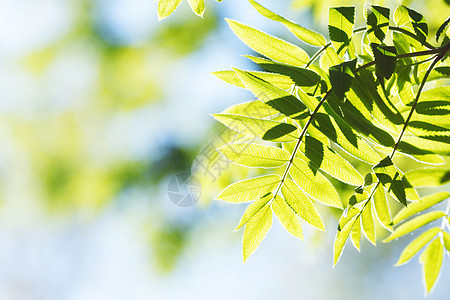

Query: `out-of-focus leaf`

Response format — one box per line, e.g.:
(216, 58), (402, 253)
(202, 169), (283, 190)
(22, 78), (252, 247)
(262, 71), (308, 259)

(404, 168), (450, 187)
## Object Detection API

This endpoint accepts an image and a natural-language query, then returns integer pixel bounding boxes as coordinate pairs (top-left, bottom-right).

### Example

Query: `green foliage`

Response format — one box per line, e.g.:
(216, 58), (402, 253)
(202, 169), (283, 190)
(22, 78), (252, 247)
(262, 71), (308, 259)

(211, 0), (450, 294)
(157, 0), (222, 19)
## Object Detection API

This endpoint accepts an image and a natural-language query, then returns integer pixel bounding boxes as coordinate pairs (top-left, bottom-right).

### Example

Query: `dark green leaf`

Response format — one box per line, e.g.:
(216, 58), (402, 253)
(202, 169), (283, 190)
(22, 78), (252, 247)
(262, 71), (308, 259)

(366, 5), (390, 43)
(436, 16), (450, 43)
(329, 59), (357, 101)
(373, 156), (407, 206)
(371, 43), (397, 80)
(328, 7), (355, 57)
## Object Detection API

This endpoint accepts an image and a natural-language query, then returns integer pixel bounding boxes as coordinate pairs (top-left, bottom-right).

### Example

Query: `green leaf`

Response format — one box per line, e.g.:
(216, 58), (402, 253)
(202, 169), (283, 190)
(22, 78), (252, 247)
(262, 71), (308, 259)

(394, 6), (428, 45)
(273, 195), (304, 239)
(249, 0), (327, 46)
(334, 207), (360, 266)
(443, 232), (450, 253)
(373, 183), (392, 230)
(218, 143), (290, 168)
(350, 217), (361, 251)
(216, 175), (281, 203)
(226, 19), (309, 66)
(212, 70), (295, 90)
(312, 113), (381, 164)
(373, 156), (407, 206)
(393, 192), (450, 225)
(298, 136), (363, 186)
(242, 202), (273, 262)
(419, 237), (444, 294)
(221, 100), (279, 119)
(290, 158), (343, 209)
(281, 178), (325, 231)
(328, 6), (356, 57)
(405, 168), (450, 187)
(233, 69), (308, 119)
(249, 58), (321, 87)
(371, 43), (397, 80)
(320, 46), (343, 71)
(187, 0), (205, 17)
(436, 16), (450, 43)
(361, 200), (376, 245)
(157, 0), (182, 20)
(213, 113), (299, 142)
(383, 211), (446, 242)
(235, 193), (273, 230)
(366, 5), (390, 43)
(396, 227), (441, 266)
(329, 59), (357, 101)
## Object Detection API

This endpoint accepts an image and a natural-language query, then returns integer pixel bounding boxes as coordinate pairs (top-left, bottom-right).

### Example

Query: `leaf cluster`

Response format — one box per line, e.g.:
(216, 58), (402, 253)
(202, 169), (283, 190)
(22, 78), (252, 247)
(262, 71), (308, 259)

(212, 1), (450, 294)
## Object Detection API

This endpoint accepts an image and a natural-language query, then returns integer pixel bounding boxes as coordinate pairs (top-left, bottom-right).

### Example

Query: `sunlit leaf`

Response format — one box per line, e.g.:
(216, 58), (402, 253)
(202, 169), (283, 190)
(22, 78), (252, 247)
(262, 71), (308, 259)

(366, 5), (390, 43)
(334, 206), (360, 266)
(419, 238), (444, 294)
(290, 158), (343, 208)
(227, 19), (309, 66)
(396, 227), (441, 266)
(373, 156), (407, 206)
(436, 16), (450, 43)
(282, 178), (325, 230)
(393, 192), (450, 225)
(213, 113), (299, 142)
(249, 0), (327, 46)
(242, 202), (273, 262)
(273, 195), (304, 239)
(404, 168), (450, 187)
(218, 143), (290, 168)
(384, 211), (446, 242)
(216, 175), (281, 203)
(328, 6), (355, 57)
(361, 200), (376, 245)
(235, 193), (273, 230)
(394, 5), (428, 45)
(157, 0), (182, 20)
(187, 0), (205, 17)
(351, 217), (361, 251)
(329, 59), (357, 101)
(373, 183), (392, 230)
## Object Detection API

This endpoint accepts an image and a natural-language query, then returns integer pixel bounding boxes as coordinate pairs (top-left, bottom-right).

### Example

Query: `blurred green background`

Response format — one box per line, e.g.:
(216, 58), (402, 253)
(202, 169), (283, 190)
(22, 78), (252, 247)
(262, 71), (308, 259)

(0, 0), (449, 299)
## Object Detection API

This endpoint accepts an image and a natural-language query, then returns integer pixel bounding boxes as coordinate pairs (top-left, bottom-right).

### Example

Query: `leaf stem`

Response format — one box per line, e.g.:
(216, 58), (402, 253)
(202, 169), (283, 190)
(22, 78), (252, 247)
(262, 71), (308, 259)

(306, 43), (331, 68)
(353, 26), (436, 49)
(389, 54), (442, 158)
(272, 90), (332, 199)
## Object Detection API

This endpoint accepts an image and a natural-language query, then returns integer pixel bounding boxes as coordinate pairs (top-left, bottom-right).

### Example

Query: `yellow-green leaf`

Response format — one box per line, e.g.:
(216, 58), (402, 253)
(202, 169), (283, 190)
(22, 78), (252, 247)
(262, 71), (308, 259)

(396, 227), (441, 266)
(242, 202), (273, 262)
(419, 237), (444, 294)
(221, 100), (279, 119)
(405, 168), (450, 188)
(187, 0), (205, 17)
(249, 0), (327, 46)
(328, 6), (355, 57)
(281, 178), (325, 231)
(443, 232), (450, 253)
(213, 113), (300, 142)
(334, 211), (359, 266)
(227, 19), (309, 66)
(235, 193), (273, 230)
(384, 211), (446, 242)
(361, 200), (376, 245)
(351, 217), (361, 251)
(298, 135), (364, 186)
(366, 5), (390, 44)
(273, 195), (303, 239)
(216, 175), (281, 203)
(393, 192), (450, 225)
(157, 0), (182, 20)
(373, 183), (392, 231)
(290, 158), (343, 209)
(218, 143), (290, 168)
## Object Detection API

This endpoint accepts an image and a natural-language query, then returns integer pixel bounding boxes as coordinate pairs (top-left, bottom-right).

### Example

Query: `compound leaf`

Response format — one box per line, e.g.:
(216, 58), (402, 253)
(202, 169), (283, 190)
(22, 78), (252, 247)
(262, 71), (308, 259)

(217, 175), (281, 203)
